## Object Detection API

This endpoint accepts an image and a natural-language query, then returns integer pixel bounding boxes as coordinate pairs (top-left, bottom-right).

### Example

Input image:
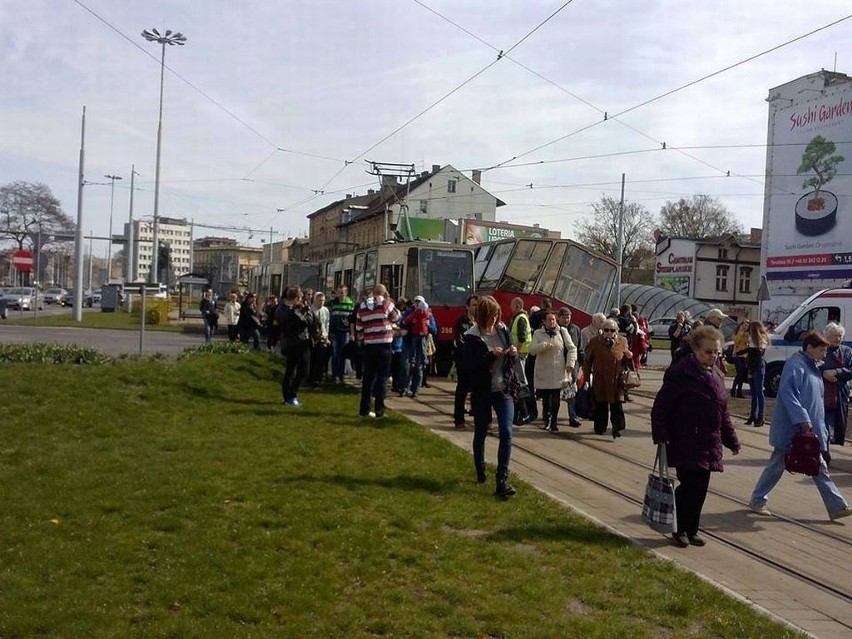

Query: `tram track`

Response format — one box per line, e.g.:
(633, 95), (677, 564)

(399, 381), (852, 612)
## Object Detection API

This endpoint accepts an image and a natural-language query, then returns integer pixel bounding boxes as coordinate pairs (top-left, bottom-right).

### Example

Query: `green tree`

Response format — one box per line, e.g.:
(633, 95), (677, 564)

(797, 135), (845, 207)
(658, 194), (742, 239)
(576, 196), (656, 271)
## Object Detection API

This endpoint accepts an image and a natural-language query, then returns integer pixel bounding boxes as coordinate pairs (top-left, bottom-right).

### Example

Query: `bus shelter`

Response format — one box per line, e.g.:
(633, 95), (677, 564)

(177, 275), (210, 320)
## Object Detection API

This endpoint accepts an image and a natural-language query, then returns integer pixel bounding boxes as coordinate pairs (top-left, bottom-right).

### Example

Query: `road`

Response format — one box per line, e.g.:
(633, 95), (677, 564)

(0, 323), (208, 357)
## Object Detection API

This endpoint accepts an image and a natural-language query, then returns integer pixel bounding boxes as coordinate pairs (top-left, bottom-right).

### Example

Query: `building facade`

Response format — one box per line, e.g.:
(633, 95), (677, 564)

(123, 217), (192, 283)
(192, 236), (262, 295)
(656, 231), (761, 321)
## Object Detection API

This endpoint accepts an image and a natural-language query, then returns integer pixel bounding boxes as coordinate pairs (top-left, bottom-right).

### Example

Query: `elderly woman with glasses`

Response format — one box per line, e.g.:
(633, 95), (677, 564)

(822, 322), (852, 447)
(652, 325), (741, 547)
(582, 318), (632, 438)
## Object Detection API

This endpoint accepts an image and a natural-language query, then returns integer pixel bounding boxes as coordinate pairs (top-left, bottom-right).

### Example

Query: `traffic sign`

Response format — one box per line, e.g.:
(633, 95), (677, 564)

(11, 249), (34, 272)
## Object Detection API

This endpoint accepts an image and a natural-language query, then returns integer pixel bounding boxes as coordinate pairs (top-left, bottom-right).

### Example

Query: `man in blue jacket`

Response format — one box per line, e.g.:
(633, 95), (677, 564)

(749, 331), (852, 520)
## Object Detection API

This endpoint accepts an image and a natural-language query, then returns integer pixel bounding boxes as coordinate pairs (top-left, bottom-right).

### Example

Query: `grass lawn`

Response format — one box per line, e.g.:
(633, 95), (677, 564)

(4, 307), (195, 333)
(0, 351), (804, 638)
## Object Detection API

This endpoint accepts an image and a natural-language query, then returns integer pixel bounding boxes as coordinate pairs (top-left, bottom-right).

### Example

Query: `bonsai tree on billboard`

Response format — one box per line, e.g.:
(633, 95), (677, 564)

(797, 135), (844, 212)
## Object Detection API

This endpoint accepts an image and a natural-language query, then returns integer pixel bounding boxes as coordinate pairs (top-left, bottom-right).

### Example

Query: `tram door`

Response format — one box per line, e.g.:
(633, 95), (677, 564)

(380, 264), (403, 301)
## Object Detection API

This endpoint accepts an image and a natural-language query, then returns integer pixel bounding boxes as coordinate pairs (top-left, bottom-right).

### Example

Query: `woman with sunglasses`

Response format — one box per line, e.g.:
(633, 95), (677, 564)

(652, 325), (741, 548)
(582, 318), (631, 438)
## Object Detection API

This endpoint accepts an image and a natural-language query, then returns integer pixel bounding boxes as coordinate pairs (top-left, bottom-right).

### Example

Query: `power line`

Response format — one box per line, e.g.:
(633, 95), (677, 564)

(486, 12), (852, 171)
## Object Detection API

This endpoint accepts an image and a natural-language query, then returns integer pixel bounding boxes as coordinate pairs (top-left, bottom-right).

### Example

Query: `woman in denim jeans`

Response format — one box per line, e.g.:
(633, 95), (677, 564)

(463, 295), (518, 498)
(745, 321), (770, 427)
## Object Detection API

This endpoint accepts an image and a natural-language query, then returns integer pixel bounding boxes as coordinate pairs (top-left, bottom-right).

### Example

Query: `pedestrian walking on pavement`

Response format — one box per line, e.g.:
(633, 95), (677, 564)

(651, 325), (741, 548)
(744, 321), (769, 427)
(463, 295), (518, 498)
(582, 318), (631, 438)
(452, 295), (478, 428)
(749, 331), (852, 521)
(822, 322), (852, 447)
(529, 310), (577, 433)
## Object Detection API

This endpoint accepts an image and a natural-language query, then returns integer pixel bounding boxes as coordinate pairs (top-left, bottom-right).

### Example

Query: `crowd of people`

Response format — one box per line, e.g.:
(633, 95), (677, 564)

(202, 286), (852, 528)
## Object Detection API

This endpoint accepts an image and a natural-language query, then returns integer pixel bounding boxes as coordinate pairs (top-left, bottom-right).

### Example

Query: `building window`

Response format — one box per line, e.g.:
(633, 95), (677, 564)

(715, 265), (729, 292)
(718, 247), (728, 260)
(419, 200), (428, 214)
(447, 179), (457, 193)
(738, 267), (752, 294)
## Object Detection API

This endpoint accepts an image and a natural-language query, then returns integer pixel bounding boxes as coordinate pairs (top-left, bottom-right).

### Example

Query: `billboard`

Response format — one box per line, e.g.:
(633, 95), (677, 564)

(654, 238), (695, 297)
(462, 219), (547, 244)
(764, 80), (852, 282)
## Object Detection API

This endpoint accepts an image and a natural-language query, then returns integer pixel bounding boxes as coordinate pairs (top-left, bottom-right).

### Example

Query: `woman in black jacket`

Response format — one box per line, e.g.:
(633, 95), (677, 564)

(463, 295), (518, 498)
(452, 295), (478, 428)
(276, 286), (317, 407)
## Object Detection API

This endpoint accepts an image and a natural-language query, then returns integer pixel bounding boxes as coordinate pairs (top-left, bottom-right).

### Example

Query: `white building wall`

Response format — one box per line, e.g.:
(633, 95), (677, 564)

(125, 219), (192, 281)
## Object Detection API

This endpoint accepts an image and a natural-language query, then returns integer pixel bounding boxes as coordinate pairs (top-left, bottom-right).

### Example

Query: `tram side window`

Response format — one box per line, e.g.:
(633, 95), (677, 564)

(479, 242), (514, 289)
(535, 243), (567, 297)
(270, 274), (282, 298)
(499, 240), (551, 294)
(353, 253), (366, 297)
(473, 244), (494, 288)
(364, 250), (378, 290)
(783, 307), (839, 341)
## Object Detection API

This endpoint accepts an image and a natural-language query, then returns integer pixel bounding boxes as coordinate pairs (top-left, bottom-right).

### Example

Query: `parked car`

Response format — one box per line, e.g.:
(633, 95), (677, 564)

(0, 288), (7, 319)
(647, 316), (677, 339)
(84, 289), (102, 307)
(44, 287), (70, 306)
(4, 287), (45, 311)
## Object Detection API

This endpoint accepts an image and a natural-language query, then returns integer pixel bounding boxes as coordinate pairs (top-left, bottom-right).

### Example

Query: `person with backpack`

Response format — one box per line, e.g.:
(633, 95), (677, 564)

(749, 331), (852, 521)
(530, 310), (577, 433)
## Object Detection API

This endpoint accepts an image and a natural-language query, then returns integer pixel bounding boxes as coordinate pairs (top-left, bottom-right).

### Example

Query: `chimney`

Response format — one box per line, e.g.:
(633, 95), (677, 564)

(345, 194), (352, 199)
(368, 189), (375, 195)
(472, 169), (481, 184)
(431, 164), (441, 173)
(420, 170), (429, 178)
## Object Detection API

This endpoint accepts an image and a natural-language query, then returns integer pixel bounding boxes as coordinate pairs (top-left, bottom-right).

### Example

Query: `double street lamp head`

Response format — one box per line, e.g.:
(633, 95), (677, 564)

(141, 28), (187, 46)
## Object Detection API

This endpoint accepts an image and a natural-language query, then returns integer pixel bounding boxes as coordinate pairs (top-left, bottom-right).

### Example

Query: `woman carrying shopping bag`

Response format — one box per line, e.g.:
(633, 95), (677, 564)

(651, 325), (741, 548)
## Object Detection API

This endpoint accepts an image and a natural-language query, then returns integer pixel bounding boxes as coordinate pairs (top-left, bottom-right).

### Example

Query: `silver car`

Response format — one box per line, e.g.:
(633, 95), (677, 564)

(44, 287), (70, 306)
(4, 287), (45, 311)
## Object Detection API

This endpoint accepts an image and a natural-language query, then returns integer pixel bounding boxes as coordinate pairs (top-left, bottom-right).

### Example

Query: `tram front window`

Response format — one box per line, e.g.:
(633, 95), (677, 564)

(499, 239), (551, 294)
(419, 249), (473, 306)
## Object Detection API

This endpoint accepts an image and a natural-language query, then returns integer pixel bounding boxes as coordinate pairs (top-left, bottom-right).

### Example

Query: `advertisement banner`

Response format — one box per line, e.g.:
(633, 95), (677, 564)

(654, 238), (694, 297)
(462, 220), (546, 244)
(398, 217), (447, 242)
(765, 84), (852, 281)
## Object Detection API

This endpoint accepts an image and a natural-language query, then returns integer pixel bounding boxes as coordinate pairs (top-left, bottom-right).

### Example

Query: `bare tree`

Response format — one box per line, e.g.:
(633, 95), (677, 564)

(0, 181), (75, 249)
(658, 194), (742, 239)
(576, 196), (656, 269)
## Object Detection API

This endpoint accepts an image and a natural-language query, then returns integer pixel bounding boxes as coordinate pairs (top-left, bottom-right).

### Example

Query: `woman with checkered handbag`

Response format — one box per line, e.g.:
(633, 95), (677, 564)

(651, 325), (741, 548)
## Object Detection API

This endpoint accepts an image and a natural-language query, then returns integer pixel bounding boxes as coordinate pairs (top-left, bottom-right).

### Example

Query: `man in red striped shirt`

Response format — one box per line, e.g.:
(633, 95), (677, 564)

(355, 284), (401, 418)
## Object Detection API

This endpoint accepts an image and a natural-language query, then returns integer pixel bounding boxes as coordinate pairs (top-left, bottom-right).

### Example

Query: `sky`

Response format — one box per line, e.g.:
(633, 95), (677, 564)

(2, 0), (852, 257)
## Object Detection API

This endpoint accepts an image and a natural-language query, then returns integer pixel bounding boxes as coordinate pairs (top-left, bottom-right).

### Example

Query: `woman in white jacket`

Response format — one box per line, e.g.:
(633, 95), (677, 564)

(529, 311), (577, 433)
(224, 292), (241, 342)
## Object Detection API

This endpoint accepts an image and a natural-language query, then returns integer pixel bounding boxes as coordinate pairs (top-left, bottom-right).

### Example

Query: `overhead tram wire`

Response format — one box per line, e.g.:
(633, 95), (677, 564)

(485, 12), (852, 174)
(312, 0), (577, 197)
(73, 0), (348, 171)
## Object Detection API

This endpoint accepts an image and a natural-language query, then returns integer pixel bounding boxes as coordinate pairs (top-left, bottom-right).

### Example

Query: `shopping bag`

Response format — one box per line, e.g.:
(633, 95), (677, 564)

(785, 431), (821, 476)
(560, 376), (578, 401)
(642, 444), (677, 534)
(574, 381), (594, 419)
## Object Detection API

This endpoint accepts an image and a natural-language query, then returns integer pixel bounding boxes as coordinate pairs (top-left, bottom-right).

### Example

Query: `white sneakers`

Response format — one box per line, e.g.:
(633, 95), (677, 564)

(748, 503), (772, 516)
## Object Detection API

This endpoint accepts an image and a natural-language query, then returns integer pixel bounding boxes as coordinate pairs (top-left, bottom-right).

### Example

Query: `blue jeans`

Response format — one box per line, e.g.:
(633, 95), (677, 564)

(204, 318), (216, 342)
(330, 331), (349, 380)
(471, 390), (514, 479)
(749, 364), (765, 420)
(751, 447), (848, 515)
(403, 335), (426, 394)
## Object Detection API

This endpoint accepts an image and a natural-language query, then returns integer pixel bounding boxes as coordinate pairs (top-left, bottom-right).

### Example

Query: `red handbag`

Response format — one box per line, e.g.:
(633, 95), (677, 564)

(785, 432), (821, 476)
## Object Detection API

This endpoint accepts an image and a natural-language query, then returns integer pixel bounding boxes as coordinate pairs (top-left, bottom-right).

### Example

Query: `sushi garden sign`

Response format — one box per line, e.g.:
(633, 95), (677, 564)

(763, 81), (852, 284)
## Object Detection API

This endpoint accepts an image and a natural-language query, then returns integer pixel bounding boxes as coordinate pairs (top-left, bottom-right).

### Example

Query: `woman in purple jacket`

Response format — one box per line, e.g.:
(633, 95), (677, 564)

(651, 325), (741, 548)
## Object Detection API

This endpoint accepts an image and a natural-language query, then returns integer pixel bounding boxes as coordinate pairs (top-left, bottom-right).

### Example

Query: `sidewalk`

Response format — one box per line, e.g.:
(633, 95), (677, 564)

(379, 368), (852, 639)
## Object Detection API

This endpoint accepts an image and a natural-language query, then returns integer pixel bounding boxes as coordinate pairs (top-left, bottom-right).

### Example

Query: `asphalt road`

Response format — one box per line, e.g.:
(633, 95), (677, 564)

(0, 323), (209, 357)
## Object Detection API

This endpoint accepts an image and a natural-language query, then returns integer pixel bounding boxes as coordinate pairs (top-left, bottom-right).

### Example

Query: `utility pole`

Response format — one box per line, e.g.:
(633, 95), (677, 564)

(615, 173), (626, 308)
(73, 106), (86, 321)
(127, 166), (138, 282)
(105, 174), (123, 281)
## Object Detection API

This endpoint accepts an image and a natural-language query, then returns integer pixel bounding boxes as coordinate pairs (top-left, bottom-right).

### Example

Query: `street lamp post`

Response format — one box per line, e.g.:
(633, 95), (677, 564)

(141, 27), (187, 284)
(105, 173), (122, 281)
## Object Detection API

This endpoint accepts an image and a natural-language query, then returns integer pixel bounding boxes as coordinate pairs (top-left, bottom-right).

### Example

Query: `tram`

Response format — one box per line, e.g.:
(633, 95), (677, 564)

(473, 237), (619, 328)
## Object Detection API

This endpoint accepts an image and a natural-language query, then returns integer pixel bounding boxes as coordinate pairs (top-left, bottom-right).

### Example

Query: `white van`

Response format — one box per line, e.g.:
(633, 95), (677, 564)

(764, 287), (852, 396)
